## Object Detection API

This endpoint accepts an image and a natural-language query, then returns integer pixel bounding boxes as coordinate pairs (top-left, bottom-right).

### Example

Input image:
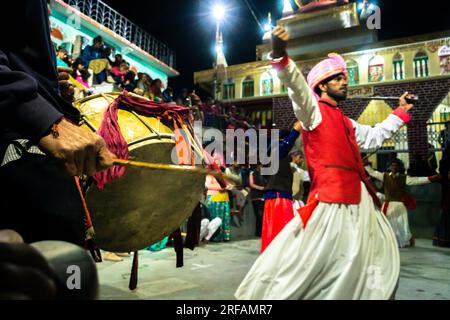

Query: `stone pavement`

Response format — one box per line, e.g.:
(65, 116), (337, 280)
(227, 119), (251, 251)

(97, 239), (450, 300)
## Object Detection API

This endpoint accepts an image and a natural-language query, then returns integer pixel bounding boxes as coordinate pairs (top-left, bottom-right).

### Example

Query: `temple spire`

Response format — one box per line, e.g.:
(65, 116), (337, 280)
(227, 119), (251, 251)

(215, 30), (228, 68)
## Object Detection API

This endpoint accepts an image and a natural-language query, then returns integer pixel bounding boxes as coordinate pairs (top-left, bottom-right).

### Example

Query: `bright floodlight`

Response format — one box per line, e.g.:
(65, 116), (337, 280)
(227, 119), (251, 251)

(213, 4), (225, 22)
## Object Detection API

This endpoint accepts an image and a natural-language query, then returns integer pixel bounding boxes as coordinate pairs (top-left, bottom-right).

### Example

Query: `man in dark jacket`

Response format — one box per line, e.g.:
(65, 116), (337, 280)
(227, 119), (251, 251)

(0, 0), (114, 245)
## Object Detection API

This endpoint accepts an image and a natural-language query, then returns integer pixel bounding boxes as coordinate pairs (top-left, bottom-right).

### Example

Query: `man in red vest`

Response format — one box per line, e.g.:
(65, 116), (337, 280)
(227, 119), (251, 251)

(235, 26), (413, 300)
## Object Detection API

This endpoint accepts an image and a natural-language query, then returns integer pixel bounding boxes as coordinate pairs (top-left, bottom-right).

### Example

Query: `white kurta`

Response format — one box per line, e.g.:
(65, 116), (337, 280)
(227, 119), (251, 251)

(235, 59), (407, 300)
(365, 167), (430, 248)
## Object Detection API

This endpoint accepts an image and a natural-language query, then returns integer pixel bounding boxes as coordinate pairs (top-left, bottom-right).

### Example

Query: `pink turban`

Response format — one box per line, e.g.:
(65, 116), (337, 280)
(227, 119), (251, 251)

(307, 53), (348, 96)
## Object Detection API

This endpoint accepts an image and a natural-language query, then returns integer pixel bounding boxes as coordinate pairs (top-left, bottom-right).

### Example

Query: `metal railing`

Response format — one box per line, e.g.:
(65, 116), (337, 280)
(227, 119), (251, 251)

(61, 0), (176, 68)
(427, 121), (449, 151)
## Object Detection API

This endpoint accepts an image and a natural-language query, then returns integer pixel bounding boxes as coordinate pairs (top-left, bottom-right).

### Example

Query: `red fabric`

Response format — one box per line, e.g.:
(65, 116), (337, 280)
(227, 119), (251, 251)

(260, 197), (295, 254)
(392, 107), (411, 123)
(93, 98), (128, 189)
(270, 54), (290, 71)
(298, 199), (319, 228)
(382, 202), (389, 215)
(402, 193), (417, 210)
(301, 99), (381, 206)
(93, 93), (192, 188)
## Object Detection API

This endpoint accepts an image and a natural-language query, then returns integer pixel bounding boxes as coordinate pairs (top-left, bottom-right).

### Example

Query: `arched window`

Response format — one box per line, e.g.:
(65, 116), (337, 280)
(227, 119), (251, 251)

(414, 50), (429, 78)
(393, 52), (405, 80)
(242, 76), (254, 98)
(358, 100), (409, 169)
(438, 46), (450, 75)
(368, 55), (385, 82)
(223, 79), (235, 100)
(346, 59), (359, 85)
(261, 72), (273, 96)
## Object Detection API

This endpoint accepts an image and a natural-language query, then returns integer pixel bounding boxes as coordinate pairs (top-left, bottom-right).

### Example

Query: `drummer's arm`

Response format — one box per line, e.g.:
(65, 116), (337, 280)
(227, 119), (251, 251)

(0, 49), (63, 140)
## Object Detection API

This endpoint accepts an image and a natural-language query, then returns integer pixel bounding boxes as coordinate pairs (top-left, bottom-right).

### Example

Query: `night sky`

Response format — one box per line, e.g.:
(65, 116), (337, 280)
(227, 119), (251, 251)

(102, 0), (450, 96)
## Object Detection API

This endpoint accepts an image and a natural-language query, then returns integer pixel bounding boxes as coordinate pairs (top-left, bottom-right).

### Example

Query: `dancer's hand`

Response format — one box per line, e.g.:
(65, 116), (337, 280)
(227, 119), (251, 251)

(399, 92), (414, 112)
(429, 174), (441, 183)
(271, 26), (289, 59)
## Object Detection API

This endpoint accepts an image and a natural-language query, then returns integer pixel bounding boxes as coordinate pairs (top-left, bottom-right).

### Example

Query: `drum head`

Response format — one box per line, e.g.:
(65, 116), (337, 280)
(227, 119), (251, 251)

(86, 140), (204, 252)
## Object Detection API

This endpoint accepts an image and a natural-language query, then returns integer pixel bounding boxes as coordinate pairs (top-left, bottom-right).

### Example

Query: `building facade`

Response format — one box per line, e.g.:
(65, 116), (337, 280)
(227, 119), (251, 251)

(49, 0), (178, 87)
(194, 2), (450, 170)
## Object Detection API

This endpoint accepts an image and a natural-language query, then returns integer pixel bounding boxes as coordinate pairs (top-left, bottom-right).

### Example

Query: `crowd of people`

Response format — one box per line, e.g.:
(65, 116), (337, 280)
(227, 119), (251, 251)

(56, 34), (263, 134)
(55, 35), (170, 103)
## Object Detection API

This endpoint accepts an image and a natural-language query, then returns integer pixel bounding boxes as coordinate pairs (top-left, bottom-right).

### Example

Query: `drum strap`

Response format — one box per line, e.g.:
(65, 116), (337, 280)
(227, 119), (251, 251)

(74, 176), (102, 262)
(74, 177), (93, 229)
(171, 228), (184, 268)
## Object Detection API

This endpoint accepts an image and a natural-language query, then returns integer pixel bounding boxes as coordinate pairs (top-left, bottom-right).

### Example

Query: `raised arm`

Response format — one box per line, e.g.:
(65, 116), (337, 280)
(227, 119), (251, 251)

(351, 93), (413, 151)
(269, 26), (321, 131)
(405, 176), (431, 186)
(365, 165), (385, 182)
(406, 173), (441, 186)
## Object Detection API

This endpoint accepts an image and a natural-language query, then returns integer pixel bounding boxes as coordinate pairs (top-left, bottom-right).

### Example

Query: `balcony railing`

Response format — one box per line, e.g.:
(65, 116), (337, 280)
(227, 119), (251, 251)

(60, 0), (176, 68)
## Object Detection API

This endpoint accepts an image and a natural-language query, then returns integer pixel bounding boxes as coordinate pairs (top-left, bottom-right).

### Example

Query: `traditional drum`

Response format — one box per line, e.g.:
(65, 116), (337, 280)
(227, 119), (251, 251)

(73, 93), (205, 252)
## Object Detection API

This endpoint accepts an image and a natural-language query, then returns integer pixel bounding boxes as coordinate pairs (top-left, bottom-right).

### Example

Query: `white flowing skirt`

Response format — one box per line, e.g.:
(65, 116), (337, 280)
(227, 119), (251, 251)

(235, 183), (400, 300)
(384, 201), (412, 248)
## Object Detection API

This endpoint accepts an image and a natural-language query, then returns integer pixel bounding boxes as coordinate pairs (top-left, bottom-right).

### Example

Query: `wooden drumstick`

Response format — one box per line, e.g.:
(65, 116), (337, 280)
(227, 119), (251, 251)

(112, 159), (241, 185)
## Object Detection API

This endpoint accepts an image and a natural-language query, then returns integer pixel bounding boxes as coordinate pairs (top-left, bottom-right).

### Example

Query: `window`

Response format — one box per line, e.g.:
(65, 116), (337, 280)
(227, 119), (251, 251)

(414, 50), (429, 78)
(242, 77), (254, 98)
(368, 55), (385, 82)
(223, 80), (235, 100)
(438, 46), (450, 75)
(261, 72), (273, 96)
(393, 52), (405, 80)
(346, 59), (359, 85)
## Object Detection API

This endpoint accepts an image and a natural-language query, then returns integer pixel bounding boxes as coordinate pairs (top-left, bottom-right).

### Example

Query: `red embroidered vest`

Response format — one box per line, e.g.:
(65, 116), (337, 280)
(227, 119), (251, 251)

(301, 99), (381, 207)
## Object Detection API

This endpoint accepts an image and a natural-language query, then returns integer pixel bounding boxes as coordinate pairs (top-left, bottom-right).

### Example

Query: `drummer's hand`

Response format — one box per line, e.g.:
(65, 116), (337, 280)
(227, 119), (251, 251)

(399, 92), (413, 112)
(38, 118), (115, 177)
(0, 230), (57, 300)
(271, 26), (289, 59)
